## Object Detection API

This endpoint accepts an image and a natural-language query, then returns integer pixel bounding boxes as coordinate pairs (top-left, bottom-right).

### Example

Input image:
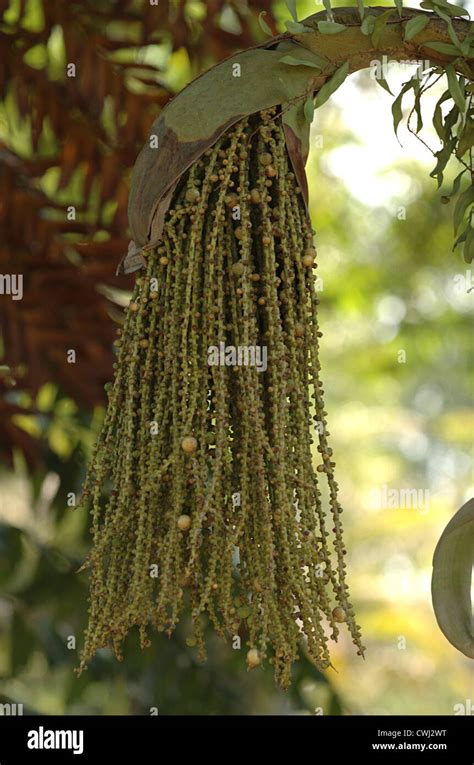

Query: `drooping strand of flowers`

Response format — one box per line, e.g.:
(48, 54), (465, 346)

(78, 108), (364, 687)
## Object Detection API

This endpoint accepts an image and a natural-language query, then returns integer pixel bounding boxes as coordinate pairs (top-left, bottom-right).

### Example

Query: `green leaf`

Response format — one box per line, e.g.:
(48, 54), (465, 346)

(423, 40), (460, 55)
(392, 95), (404, 140)
(285, 20), (309, 34)
(376, 76), (393, 95)
(394, 0), (403, 17)
(404, 15), (430, 41)
(433, 89), (452, 139)
(444, 102), (459, 133)
(461, 27), (474, 56)
(463, 222), (474, 263)
(431, 497), (474, 659)
(460, 37), (473, 57)
(304, 95), (315, 124)
(444, 168), (467, 198)
(391, 78), (416, 139)
(446, 17), (464, 51)
(456, 117), (474, 157)
(279, 55), (323, 69)
(371, 9), (395, 49)
(361, 15), (376, 36)
(430, 135), (457, 187)
(317, 21), (347, 35)
(412, 79), (423, 133)
(282, 100), (311, 167)
(314, 61), (350, 109)
(453, 226), (468, 250)
(453, 185), (474, 233)
(284, 0), (298, 22)
(357, 0), (365, 21)
(322, 0), (334, 20)
(435, 7), (466, 52)
(446, 64), (466, 114)
(281, 100), (311, 206)
(258, 11), (272, 36)
(430, 0), (470, 17)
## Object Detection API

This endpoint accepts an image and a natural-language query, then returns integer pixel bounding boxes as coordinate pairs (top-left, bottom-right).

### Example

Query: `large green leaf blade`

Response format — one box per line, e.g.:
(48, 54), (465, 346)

(128, 43), (320, 246)
(431, 497), (474, 659)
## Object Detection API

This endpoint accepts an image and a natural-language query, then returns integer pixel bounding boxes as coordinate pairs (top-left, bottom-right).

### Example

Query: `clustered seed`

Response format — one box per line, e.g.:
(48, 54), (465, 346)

(77, 108), (365, 687)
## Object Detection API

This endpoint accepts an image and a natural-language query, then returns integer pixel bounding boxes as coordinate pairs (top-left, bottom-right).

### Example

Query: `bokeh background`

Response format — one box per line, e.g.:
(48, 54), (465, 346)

(0, 0), (472, 715)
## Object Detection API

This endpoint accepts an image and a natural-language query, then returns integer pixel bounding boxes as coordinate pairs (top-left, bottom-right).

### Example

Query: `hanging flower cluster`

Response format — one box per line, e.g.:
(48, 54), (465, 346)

(77, 108), (364, 687)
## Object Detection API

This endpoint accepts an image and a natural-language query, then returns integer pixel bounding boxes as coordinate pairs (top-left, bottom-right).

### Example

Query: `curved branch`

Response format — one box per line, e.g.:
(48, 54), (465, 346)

(295, 6), (473, 80)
